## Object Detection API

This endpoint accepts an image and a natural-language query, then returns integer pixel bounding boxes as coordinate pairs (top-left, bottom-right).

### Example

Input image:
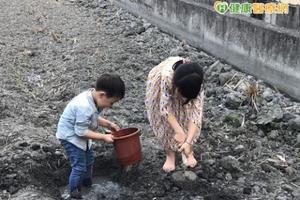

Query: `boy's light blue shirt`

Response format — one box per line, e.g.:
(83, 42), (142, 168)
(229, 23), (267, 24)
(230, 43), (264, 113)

(56, 88), (102, 151)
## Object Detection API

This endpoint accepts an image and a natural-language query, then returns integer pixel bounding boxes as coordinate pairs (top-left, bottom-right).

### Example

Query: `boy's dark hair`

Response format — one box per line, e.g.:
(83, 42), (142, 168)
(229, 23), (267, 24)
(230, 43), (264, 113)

(95, 74), (125, 98)
(172, 61), (203, 105)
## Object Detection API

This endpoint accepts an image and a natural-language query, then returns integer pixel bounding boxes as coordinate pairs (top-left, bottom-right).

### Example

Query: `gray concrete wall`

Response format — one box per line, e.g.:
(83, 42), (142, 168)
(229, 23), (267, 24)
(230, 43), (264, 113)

(114, 0), (300, 100)
(195, 0), (300, 31)
(273, 5), (300, 30)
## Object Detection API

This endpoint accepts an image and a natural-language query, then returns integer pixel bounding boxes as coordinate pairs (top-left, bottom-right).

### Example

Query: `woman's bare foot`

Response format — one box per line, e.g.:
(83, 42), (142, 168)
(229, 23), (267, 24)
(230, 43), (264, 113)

(185, 153), (197, 168)
(163, 150), (176, 172)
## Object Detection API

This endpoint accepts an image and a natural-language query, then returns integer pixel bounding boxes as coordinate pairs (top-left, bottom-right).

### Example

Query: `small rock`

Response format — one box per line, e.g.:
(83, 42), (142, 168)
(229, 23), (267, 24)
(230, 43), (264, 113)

(261, 163), (277, 173)
(296, 134), (300, 147)
(171, 170), (199, 189)
(42, 145), (54, 153)
(89, 182), (121, 199)
(171, 186), (179, 192)
(16, 150), (22, 154)
(31, 144), (41, 151)
(136, 27), (146, 34)
(216, 173), (223, 179)
(234, 145), (245, 153)
(0, 40), (6, 45)
(225, 173), (232, 181)
(258, 129), (265, 137)
(224, 113), (242, 127)
(124, 27), (146, 37)
(225, 94), (242, 110)
(62, 55), (72, 61)
(18, 142), (29, 147)
(23, 49), (36, 57)
(8, 186), (18, 194)
(266, 156), (288, 170)
(268, 130), (279, 140)
(236, 81), (248, 93)
(266, 185), (276, 193)
(288, 116), (300, 130)
(54, 150), (63, 156)
(171, 171), (186, 183)
(276, 195), (288, 200)
(169, 46), (186, 57)
(132, 108), (138, 113)
(6, 174), (17, 179)
(237, 177), (245, 185)
(190, 196), (204, 200)
(253, 185), (260, 193)
(30, 151), (46, 160)
(163, 181), (171, 191)
(143, 22), (152, 30)
(201, 152), (211, 160)
(219, 72), (234, 85)
(257, 105), (283, 125)
(13, 154), (22, 161)
(285, 166), (295, 175)
(282, 113), (295, 122)
(11, 189), (57, 199)
(184, 171), (198, 181)
(292, 190), (300, 198)
(98, 3), (107, 9)
(205, 88), (215, 97)
(172, 170), (199, 182)
(262, 88), (274, 102)
(204, 159), (216, 166)
(220, 156), (240, 172)
(282, 184), (294, 192)
(243, 187), (252, 195)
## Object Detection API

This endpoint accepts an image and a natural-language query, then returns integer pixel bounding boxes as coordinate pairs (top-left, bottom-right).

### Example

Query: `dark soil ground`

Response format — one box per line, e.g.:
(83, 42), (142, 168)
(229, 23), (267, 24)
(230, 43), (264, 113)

(0, 0), (300, 199)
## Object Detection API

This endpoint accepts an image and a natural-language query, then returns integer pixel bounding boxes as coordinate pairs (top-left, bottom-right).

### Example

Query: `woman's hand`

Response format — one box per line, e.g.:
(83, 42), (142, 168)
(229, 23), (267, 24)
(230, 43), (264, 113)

(108, 122), (120, 132)
(174, 130), (186, 146)
(179, 142), (192, 156)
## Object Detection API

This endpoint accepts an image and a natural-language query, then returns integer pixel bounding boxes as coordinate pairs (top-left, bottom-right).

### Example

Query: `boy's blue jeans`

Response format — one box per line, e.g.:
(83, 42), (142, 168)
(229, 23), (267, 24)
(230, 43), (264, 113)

(60, 140), (94, 193)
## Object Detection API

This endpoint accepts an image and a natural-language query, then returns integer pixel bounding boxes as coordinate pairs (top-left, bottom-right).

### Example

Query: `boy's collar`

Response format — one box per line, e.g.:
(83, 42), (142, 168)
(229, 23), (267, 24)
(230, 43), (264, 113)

(90, 88), (102, 112)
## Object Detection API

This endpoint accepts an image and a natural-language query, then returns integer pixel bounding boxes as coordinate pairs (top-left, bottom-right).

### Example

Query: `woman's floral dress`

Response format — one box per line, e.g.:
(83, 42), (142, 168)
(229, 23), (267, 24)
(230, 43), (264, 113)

(145, 56), (204, 151)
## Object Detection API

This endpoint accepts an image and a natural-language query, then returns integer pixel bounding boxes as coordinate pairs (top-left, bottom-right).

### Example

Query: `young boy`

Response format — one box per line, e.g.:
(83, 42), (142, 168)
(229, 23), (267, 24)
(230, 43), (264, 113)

(56, 74), (125, 199)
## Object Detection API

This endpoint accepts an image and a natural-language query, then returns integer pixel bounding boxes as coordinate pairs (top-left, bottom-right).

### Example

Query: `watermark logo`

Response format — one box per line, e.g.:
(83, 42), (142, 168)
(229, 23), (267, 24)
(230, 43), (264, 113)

(214, 1), (289, 15)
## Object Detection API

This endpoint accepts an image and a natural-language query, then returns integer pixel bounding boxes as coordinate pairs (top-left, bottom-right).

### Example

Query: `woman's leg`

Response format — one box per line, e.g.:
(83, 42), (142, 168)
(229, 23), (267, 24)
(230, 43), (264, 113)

(185, 149), (197, 168)
(163, 149), (176, 172)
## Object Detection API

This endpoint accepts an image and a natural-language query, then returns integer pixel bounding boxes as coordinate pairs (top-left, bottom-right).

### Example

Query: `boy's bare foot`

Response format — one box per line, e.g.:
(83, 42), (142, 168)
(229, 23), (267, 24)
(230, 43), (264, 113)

(185, 153), (197, 168)
(163, 150), (176, 172)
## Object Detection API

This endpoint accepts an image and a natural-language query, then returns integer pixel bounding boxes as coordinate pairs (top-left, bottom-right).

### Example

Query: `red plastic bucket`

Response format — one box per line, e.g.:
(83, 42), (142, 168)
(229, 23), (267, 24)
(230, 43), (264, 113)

(112, 128), (142, 166)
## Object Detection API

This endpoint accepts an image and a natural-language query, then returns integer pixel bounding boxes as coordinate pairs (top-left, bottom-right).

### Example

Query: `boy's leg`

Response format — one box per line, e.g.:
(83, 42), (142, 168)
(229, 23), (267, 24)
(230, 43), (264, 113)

(82, 147), (94, 187)
(60, 140), (87, 194)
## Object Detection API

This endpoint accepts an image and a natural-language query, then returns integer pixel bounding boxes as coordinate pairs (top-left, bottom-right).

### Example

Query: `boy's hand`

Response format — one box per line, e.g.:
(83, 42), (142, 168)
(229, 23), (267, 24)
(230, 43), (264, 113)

(109, 122), (120, 132)
(103, 134), (114, 143)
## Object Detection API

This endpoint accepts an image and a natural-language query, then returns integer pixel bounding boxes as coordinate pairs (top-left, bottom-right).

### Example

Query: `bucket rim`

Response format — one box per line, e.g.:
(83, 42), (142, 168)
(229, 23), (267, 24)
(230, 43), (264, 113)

(112, 127), (140, 140)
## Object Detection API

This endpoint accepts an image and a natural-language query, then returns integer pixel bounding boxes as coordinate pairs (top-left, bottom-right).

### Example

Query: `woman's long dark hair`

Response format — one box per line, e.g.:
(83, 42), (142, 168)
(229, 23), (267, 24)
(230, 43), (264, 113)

(172, 60), (203, 105)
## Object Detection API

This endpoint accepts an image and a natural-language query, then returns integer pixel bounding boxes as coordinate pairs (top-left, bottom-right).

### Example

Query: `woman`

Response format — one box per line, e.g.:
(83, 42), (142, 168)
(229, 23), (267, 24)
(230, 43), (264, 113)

(145, 56), (204, 172)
